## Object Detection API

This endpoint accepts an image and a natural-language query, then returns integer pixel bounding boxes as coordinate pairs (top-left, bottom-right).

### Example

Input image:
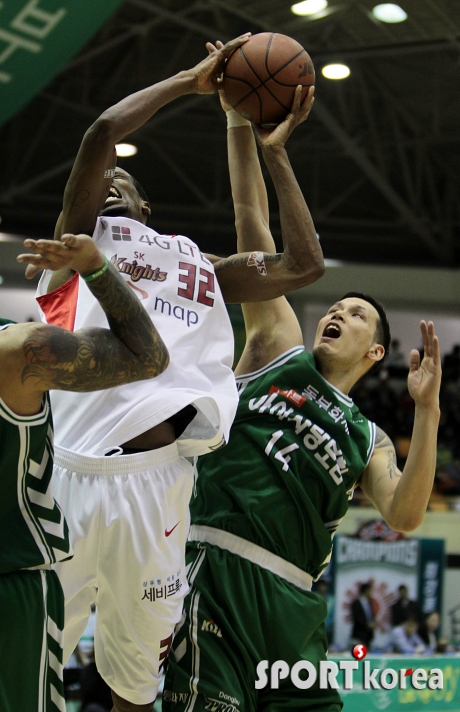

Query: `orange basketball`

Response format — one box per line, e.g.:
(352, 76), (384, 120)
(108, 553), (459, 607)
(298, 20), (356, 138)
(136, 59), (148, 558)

(222, 32), (315, 124)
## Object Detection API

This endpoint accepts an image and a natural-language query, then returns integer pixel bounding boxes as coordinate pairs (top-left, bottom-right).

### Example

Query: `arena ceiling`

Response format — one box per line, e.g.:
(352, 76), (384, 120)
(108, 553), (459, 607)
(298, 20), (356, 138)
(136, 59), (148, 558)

(1, 0), (460, 289)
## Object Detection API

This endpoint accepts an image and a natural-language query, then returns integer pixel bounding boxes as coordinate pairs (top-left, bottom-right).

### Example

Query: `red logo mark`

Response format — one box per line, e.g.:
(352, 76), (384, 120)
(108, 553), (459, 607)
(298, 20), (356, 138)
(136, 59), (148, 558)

(352, 644), (367, 660)
(165, 521), (180, 537)
(405, 668), (413, 676)
(269, 385), (307, 408)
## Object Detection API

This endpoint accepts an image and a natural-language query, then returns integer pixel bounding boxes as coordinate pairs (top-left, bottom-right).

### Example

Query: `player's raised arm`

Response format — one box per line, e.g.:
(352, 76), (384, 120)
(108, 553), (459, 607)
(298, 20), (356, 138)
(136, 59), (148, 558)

(0, 235), (169, 415)
(359, 321), (441, 531)
(205, 59), (322, 370)
(55, 33), (251, 243)
(210, 84), (324, 304)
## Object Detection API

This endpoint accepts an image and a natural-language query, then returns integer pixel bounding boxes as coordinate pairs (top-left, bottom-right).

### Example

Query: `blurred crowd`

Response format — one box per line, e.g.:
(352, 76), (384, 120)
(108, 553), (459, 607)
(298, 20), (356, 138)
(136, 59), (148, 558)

(314, 580), (453, 655)
(351, 339), (460, 504)
(349, 582), (451, 654)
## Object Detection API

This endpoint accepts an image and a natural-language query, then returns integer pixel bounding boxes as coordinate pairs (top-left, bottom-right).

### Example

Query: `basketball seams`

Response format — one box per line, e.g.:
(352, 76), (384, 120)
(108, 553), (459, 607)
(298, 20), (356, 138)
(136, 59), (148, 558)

(270, 49), (313, 87)
(231, 41), (290, 122)
(235, 40), (305, 121)
(235, 86), (264, 124)
(265, 41), (310, 85)
(223, 32), (315, 124)
(264, 32), (275, 78)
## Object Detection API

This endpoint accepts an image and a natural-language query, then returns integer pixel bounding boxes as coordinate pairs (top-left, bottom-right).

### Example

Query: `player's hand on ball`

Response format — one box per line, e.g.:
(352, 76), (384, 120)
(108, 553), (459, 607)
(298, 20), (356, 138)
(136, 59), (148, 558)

(17, 234), (105, 279)
(191, 33), (251, 95)
(407, 321), (442, 410)
(253, 85), (315, 148)
(206, 40), (233, 112)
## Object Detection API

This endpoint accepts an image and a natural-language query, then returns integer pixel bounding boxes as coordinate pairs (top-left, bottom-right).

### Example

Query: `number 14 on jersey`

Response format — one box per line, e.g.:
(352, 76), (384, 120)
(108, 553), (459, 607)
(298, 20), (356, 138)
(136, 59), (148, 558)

(265, 430), (299, 472)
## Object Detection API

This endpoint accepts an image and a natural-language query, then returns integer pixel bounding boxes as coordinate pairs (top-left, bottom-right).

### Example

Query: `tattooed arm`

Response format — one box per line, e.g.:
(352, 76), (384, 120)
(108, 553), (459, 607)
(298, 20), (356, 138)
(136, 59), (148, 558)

(0, 235), (168, 416)
(359, 322), (441, 531)
(208, 85), (323, 306)
(201, 75), (322, 372)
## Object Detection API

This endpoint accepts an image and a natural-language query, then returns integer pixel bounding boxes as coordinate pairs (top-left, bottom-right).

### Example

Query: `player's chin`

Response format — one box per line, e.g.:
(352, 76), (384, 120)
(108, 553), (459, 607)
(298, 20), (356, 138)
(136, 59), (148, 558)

(313, 341), (337, 359)
(315, 338), (339, 349)
(99, 203), (129, 218)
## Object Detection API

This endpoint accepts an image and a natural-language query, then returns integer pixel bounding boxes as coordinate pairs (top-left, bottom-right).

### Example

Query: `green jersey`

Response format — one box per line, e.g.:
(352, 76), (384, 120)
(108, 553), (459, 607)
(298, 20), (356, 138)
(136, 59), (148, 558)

(193, 347), (376, 580)
(0, 326), (71, 573)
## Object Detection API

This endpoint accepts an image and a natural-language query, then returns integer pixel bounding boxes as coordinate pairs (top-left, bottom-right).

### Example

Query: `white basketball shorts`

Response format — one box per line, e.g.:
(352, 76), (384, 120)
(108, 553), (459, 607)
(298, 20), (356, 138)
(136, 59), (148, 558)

(52, 442), (193, 706)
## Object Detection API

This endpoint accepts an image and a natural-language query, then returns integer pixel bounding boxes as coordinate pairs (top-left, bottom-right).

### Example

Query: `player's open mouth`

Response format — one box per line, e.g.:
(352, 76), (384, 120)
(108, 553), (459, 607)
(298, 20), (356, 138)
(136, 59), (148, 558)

(322, 323), (341, 339)
(105, 185), (123, 204)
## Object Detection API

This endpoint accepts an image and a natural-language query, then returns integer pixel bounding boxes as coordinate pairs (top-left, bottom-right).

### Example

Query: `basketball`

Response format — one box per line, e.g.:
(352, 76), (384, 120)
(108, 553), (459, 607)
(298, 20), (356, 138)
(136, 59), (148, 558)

(222, 32), (315, 125)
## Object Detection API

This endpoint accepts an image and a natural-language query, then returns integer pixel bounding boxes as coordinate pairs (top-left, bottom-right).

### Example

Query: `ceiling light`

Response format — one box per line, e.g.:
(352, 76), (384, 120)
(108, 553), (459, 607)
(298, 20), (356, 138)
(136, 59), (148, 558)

(291, 0), (328, 16)
(322, 63), (350, 80)
(115, 143), (138, 157)
(372, 4), (407, 23)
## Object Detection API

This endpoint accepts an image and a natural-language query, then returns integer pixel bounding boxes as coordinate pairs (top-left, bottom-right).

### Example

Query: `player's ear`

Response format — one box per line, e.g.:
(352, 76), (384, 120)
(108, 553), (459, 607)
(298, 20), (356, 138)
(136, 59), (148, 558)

(141, 201), (151, 216)
(367, 343), (385, 363)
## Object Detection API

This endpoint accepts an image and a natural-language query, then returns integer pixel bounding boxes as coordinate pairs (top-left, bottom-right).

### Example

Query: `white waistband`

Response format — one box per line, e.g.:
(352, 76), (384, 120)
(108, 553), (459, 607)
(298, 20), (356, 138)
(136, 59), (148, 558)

(20, 563), (53, 572)
(54, 442), (180, 475)
(188, 525), (313, 592)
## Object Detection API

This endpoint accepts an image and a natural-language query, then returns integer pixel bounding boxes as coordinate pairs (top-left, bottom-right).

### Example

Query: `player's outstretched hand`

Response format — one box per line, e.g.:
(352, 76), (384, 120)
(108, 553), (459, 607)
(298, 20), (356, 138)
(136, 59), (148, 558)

(253, 85), (315, 149)
(206, 40), (233, 111)
(407, 321), (442, 410)
(191, 33), (251, 95)
(17, 234), (104, 279)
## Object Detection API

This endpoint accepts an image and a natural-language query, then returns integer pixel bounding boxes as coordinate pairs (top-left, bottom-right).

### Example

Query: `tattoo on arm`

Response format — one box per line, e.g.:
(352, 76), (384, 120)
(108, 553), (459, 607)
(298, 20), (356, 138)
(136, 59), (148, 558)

(386, 449), (400, 479)
(68, 189), (91, 215)
(22, 264), (169, 391)
(374, 426), (401, 479)
(214, 253), (281, 272)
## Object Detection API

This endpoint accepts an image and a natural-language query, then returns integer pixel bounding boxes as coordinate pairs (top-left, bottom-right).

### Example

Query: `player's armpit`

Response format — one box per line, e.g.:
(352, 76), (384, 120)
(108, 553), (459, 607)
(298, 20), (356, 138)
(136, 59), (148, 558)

(235, 295), (304, 375)
(358, 426), (403, 527)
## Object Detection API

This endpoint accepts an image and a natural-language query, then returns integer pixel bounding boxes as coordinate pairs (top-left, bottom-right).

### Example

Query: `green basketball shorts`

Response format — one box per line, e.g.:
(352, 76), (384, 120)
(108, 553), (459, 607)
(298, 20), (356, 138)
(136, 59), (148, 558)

(0, 568), (66, 712)
(164, 539), (342, 712)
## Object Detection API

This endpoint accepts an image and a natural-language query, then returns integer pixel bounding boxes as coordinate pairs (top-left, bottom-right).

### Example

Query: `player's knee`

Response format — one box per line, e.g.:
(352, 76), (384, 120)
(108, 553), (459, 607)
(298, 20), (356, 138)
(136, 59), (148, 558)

(111, 689), (155, 712)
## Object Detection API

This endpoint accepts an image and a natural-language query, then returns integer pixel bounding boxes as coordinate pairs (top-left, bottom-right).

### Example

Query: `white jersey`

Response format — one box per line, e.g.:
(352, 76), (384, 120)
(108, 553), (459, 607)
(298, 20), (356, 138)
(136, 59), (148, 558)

(37, 216), (237, 457)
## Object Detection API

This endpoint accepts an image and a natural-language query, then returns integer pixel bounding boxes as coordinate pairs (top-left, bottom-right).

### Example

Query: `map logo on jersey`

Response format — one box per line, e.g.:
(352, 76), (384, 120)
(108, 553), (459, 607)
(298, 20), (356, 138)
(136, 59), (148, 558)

(111, 225), (131, 241)
(110, 255), (167, 282)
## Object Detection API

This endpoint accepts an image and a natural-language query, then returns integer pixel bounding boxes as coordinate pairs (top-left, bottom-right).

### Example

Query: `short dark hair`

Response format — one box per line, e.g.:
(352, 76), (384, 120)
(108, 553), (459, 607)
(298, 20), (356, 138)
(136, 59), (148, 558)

(360, 582), (372, 595)
(341, 292), (391, 375)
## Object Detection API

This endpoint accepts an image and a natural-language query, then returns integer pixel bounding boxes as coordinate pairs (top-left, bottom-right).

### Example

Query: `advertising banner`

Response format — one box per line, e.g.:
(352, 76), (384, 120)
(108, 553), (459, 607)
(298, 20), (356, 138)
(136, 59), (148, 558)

(333, 535), (445, 652)
(334, 535), (420, 651)
(418, 538), (445, 616)
(0, 0), (126, 127)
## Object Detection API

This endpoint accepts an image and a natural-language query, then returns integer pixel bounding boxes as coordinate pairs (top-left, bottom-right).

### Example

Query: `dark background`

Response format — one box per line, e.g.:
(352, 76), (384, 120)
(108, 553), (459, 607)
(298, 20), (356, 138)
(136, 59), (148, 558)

(1, 0), (460, 287)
